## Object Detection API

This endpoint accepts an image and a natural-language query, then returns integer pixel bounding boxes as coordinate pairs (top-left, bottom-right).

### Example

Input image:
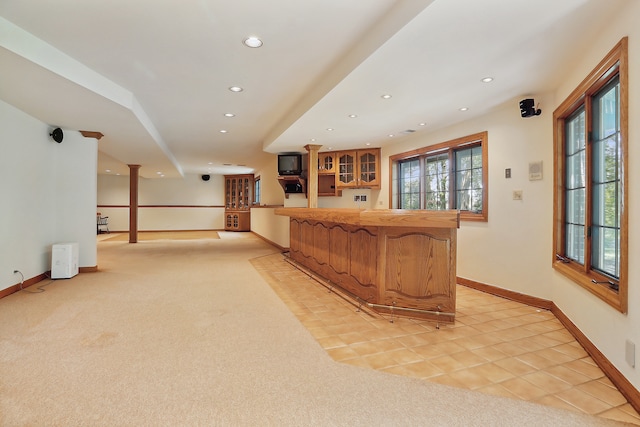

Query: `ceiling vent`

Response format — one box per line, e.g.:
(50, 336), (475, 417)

(402, 129), (416, 134)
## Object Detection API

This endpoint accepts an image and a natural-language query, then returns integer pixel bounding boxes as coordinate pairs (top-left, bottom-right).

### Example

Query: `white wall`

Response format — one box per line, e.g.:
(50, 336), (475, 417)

(97, 173), (224, 231)
(381, 91), (555, 300)
(0, 100), (97, 292)
(251, 155), (290, 247)
(251, 208), (290, 249)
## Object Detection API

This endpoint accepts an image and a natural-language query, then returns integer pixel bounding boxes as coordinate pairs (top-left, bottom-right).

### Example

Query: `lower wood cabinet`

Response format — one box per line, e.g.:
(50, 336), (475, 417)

(224, 211), (250, 231)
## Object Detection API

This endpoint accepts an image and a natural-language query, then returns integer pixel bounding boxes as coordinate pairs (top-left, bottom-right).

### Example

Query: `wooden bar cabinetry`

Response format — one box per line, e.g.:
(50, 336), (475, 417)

(275, 208), (459, 322)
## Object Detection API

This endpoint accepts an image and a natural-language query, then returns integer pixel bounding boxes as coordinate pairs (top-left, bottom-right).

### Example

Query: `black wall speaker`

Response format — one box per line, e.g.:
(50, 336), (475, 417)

(201, 174), (210, 181)
(50, 127), (64, 143)
(519, 99), (541, 118)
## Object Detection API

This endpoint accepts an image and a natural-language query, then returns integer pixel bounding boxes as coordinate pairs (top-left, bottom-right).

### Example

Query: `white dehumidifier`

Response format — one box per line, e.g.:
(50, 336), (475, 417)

(51, 242), (79, 279)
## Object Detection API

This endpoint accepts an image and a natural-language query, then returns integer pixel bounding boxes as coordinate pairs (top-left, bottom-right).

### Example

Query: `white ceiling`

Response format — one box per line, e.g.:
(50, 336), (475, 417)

(0, 0), (627, 178)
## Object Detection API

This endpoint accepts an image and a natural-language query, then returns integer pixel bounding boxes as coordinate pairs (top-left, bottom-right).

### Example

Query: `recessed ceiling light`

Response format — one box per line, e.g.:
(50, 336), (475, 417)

(105, 169), (111, 173)
(459, 107), (469, 111)
(156, 171), (162, 175)
(310, 138), (316, 142)
(348, 114), (358, 118)
(224, 113), (235, 117)
(220, 129), (228, 133)
(419, 122), (427, 126)
(229, 86), (243, 92)
(481, 77), (494, 83)
(208, 162), (213, 165)
(365, 143), (371, 146)
(243, 37), (263, 48)
(326, 128), (334, 131)
(327, 147), (333, 150)
(381, 94), (392, 99)
(388, 134), (394, 137)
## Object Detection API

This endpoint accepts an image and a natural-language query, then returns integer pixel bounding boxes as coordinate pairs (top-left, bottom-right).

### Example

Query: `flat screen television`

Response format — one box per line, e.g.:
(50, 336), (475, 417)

(278, 154), (302, 176)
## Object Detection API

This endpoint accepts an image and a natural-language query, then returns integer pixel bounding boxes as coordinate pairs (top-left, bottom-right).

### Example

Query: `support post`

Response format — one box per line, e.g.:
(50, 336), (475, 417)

(128, 164), (141, 243)
(304, 144), (322, 208)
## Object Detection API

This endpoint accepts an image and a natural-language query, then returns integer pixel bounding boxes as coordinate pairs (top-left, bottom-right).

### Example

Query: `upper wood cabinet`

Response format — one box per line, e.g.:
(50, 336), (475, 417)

(317, 152), (336, 174)
(224, 174), (254, 210)
(336, 148), (380, 189)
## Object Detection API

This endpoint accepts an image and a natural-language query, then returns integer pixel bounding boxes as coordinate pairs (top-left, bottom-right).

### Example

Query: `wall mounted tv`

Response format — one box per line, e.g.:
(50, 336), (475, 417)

(278, 153), (303, 176)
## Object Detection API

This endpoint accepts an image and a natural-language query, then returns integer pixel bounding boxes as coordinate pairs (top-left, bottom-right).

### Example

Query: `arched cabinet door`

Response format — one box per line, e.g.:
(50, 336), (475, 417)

(318, 153), (335, 174)
(358, 149), (379, 188)
(337, 152), (356, 187)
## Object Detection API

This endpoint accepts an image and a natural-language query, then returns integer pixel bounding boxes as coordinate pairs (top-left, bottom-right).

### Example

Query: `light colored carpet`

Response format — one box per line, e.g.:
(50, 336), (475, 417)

(101, 230), (220, 241)
(0, 234), (625, 426)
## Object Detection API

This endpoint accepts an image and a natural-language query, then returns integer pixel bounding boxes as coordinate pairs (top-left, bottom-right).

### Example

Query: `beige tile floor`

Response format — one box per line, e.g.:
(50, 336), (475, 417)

(251, 253), (640, 425)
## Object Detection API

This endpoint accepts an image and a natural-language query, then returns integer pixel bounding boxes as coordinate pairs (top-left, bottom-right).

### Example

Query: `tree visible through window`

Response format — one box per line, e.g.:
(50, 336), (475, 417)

(425, 154), (448, 210)
(391, 132), (488, 221)
(553, 37), (627, 313)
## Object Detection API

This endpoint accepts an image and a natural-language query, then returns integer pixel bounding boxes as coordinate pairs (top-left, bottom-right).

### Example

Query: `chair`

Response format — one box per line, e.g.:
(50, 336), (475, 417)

(97, 215), (110, 234)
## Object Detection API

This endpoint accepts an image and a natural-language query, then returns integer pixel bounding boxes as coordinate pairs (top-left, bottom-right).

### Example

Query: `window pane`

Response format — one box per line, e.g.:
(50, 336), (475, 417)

(455, 169), (470, 190)
(398, 158), (421, 209)
(456, 189), (470, 211)
(566, 224), (585, 264)
(470, 189), (482, 212)
(254, 179), (261, 204)
(566, 188), (585, 225)
(593, 76), (620, 141)
(566, 108), (585, 155)
(472, 146), (482, 162)
(591, 77), (620, 279)
(454, 146), (482, 212)
(592, 226), (619, 278)
(424, 154), (448, 210)
(566, 151), (586, 189)
(564, 108), (587, 263)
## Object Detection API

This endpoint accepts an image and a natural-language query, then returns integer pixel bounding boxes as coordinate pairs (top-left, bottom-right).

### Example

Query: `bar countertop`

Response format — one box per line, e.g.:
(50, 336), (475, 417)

(274, 208), (460, 229)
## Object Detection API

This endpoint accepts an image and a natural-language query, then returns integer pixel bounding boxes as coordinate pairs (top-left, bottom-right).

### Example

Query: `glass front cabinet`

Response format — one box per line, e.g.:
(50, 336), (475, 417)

(336, 148), (380, 189)
(224, 174), (254, 231)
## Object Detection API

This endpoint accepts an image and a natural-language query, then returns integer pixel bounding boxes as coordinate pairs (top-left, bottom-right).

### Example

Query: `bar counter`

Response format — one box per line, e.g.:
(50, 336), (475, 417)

(274, 208), (460, 322)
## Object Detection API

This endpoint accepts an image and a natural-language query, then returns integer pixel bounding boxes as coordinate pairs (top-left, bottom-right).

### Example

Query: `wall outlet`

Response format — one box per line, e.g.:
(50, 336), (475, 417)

(505, 168), (511, 179)
(626, 339), (636, 368)
(360, 195), (367, 202)
(353, 195), (360, 202)
(513, 190), (523, 200)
